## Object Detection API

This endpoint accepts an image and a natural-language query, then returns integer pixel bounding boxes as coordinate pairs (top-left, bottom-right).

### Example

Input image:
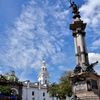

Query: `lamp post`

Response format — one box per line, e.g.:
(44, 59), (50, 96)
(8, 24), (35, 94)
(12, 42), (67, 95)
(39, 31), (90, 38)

(25, 80), (30, 100)
(26, 86), (28, 100)
(38, 82), (41, 100)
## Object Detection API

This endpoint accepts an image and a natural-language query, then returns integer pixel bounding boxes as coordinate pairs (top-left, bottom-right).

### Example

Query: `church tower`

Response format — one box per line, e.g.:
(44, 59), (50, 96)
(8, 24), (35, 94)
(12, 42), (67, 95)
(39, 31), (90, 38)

(38, 60), (49, 85)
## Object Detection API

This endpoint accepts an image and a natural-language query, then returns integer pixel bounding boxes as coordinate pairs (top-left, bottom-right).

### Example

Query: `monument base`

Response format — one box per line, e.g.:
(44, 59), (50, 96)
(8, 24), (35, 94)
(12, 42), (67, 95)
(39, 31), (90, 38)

(76, 91), (100, 100)
(71, 72), (100, 100)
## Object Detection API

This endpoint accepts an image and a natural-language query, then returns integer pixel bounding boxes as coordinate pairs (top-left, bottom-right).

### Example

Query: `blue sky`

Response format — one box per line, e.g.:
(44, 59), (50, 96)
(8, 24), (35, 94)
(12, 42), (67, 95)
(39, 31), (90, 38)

(0, 0), (100, 82)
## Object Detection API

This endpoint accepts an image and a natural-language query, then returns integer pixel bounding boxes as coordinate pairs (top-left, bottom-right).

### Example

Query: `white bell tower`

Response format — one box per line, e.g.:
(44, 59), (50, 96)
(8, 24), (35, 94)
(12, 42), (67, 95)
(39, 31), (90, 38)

(38, 60), (49, 85)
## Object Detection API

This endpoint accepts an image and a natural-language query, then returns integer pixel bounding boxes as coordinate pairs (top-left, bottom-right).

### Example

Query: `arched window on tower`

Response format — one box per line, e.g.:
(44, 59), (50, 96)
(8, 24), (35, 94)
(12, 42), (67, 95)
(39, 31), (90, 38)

(45, 80), (47, 84)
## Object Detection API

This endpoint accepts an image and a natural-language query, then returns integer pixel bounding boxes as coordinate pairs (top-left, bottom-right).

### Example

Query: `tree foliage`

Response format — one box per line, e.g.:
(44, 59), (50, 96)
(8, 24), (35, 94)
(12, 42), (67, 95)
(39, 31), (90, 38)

(48, 71), (72, 99)
(0, 85), (12, 95)
(48, 83), (59, 99)
(59, 71), (72, 97)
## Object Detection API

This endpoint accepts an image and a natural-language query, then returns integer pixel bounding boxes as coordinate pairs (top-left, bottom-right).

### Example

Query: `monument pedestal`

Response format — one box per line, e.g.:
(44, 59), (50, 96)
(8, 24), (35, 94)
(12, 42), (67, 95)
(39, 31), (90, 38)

(71, 72), (100, 100)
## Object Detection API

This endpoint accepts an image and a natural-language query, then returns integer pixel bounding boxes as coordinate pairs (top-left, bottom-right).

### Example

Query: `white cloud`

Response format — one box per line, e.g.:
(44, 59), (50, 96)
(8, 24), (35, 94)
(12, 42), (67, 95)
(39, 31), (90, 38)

(70, 1), (100, 73)
(0, 70), (2, 74)
(95, 67), (100, 75)
(89, 53), (100, 74)
(80, 0), (100, 28)
(58, 65), (71, 72)
(0, 0), (69, 73)
(80, 0), (100, 50)
(51, 52), (67, 65)
(89, 53), (100, 64)
(91, 39), (100, 50)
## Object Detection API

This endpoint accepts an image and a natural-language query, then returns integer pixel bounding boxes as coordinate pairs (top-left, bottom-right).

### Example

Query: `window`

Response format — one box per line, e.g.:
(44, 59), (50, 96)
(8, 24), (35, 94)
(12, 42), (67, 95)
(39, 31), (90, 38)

(32, 98), (35, 100)
(43, 92), (45, 96)
(45, 80), (47, 84)
(91, 80), (98, 89)
(32, 91), (34, 96)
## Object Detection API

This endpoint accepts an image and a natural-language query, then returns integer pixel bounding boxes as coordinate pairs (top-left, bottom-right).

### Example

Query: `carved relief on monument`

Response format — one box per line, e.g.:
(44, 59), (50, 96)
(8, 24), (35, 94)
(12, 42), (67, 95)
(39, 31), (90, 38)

(74, 83), (87, 92)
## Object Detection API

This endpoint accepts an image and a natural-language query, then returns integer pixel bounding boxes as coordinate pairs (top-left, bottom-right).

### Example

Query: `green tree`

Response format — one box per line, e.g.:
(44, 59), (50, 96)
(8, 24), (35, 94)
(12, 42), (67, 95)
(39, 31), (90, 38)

(48, 71), (72, 100)
(59, 71), (72, 97)
(0, 85), (12, 95)
(48, 83), (59, 100)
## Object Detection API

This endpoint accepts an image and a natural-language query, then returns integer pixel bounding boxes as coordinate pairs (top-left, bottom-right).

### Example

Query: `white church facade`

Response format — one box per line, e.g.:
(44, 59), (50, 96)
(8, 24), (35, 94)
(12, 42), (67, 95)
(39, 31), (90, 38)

(22, 60), (57, 100)
(22, 81), (55, 100)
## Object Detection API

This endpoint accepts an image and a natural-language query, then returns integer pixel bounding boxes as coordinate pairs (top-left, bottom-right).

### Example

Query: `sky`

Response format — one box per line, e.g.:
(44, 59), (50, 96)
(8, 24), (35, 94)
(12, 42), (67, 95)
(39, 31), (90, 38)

(0, 0), (100, 83)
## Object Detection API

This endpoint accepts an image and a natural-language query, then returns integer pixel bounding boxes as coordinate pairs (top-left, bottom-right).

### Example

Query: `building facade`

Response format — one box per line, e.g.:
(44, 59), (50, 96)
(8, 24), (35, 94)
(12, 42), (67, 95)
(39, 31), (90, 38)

(0, 71), (23, 100)
(22, 81), (55, 100)
(22, 60), (56, 100)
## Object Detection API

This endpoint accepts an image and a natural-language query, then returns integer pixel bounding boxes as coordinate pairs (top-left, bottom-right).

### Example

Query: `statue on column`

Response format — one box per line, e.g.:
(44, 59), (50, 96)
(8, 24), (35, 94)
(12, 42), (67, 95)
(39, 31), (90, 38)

(69, 0), (100, 99)
(69, 0), (80, 18)
(69, 0), (98, 74)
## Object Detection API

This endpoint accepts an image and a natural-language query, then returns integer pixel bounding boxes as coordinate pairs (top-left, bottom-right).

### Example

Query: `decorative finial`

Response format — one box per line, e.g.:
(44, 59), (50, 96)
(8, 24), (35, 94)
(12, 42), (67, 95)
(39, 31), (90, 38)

(41, 56), (46, 67)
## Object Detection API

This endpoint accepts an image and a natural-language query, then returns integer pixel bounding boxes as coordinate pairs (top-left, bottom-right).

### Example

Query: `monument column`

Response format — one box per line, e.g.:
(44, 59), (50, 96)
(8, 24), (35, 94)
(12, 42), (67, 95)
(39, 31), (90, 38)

(70, 2), (89, 72)
(69, 1), (100, 100)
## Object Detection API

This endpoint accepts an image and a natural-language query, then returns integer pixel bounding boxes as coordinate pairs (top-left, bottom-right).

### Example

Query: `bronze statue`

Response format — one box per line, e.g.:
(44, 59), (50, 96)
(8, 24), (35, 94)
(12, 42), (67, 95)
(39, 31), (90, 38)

(69, 0), (80, 18)
(69, 0), (79, 13)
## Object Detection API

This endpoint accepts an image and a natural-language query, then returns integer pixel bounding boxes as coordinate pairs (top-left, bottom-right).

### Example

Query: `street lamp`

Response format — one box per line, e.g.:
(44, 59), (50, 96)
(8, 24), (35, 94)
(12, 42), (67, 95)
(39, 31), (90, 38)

(24, 80), (30, 100)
